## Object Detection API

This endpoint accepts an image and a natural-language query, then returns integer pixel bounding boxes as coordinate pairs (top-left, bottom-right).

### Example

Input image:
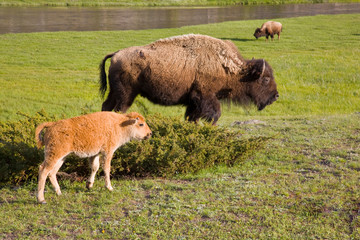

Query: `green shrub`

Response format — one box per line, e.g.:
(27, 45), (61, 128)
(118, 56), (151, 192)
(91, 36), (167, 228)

(112, 114), (271, 177)
(0, 111), (271, 186)
(0, 110), (52, 185)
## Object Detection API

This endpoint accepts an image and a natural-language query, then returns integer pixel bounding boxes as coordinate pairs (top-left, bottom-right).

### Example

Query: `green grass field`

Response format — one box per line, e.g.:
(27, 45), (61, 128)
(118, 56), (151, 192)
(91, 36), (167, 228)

(1, 14), (359, 122)
(0, 14), (359, 239)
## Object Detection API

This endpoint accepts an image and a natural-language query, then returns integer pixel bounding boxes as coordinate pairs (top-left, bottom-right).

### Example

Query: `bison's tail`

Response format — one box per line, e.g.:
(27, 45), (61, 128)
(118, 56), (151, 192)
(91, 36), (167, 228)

(35, 122), (54, 149)
(99, 52), (116, 99)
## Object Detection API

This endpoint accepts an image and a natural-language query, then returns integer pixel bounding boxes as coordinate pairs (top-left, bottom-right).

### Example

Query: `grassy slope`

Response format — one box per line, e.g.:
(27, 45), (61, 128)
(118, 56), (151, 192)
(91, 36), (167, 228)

(0, 14), (359, 239)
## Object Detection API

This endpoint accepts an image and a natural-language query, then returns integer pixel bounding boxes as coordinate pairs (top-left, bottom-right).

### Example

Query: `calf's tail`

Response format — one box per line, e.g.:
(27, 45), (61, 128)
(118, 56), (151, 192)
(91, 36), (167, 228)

(35, 122), (54, 149)
(99, 52), (116, 99)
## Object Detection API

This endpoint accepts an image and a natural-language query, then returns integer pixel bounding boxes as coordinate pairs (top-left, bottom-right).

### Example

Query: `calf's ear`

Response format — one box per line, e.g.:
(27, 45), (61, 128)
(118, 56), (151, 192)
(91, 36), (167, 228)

(121, 119), (137, 127)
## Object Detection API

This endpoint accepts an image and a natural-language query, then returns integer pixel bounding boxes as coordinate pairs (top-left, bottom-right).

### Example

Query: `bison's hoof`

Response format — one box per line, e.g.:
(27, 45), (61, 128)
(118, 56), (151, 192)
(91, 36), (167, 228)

(86, 182), (93, 189)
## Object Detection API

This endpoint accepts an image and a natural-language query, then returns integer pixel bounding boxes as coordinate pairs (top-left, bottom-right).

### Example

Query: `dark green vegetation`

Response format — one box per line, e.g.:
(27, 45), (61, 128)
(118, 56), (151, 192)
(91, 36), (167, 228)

(0, 14), (359, 239)
(0, 0), (357, 7)
(0, 111), (269, 186)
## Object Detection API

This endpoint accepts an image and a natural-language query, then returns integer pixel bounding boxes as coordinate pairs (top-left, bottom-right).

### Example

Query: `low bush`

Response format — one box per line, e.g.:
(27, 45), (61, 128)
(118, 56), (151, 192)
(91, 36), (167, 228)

(0, 111), (271, 186)
(112, 114), (271, 177)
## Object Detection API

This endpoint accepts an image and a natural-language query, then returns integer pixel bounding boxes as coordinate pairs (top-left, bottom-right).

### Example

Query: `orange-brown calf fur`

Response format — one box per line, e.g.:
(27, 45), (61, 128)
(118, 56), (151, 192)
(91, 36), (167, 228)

(35, 111), (152, 204)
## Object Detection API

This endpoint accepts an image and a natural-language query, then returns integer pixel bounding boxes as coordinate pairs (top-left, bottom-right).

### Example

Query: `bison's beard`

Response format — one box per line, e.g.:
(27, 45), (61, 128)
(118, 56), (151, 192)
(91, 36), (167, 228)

(258, 103), (267, 111)
(257, 93), (278, 111)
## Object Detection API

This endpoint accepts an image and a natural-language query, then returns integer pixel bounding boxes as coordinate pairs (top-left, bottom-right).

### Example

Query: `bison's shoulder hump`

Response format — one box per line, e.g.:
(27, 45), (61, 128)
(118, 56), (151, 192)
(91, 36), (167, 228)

(148, 34), (245, 73)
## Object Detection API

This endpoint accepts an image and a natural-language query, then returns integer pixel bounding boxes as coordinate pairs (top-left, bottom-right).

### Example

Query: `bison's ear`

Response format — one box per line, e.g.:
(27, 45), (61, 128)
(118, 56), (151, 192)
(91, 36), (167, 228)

(121, 119), (137, 127)
(241, 59), (266, 82)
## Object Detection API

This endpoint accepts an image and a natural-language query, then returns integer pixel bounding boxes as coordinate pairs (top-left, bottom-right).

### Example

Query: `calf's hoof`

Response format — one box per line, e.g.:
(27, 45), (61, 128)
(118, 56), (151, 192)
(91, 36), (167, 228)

(86, 181), (93, 189)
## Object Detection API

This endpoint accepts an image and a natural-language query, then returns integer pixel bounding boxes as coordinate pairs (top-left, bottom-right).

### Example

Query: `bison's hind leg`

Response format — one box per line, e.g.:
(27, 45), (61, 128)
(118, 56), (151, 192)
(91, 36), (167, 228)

(102, 90), (118, 111)
(101, 86), (138, 113)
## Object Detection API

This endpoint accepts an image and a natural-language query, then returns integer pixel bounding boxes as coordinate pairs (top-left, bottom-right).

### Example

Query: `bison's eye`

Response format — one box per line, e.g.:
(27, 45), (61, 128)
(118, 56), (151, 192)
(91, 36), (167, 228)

(263, 77), (270, 84)
(139, 123), (144, 127)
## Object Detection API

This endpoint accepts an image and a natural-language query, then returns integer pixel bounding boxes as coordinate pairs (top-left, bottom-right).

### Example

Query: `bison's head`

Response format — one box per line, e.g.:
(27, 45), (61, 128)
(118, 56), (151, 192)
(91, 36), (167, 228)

(253, 28), (263, 39)
(241, 59), (279, 111)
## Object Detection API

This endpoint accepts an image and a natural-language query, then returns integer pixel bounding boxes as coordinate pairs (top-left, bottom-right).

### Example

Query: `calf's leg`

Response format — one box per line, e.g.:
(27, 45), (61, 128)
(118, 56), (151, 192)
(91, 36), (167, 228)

(37, 154), (66, 204)
(102, 153), (114, 191)
(48, 158), (65, 196)
(86, 155), (100, 189)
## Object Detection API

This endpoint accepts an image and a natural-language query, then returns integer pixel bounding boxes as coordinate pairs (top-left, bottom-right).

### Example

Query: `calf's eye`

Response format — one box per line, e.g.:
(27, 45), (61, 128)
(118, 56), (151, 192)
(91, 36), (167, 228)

(139, 123), (144, 127)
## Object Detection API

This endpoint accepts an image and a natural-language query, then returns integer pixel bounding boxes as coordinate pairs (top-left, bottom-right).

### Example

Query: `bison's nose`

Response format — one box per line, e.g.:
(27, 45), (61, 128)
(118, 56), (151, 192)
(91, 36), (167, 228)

(275, 93), (279, 100)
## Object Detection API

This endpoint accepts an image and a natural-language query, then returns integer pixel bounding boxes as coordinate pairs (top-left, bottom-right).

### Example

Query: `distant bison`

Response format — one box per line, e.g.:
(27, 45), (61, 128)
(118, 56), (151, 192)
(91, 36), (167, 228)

(100, 34), (279, 124)
(254, 21), (283, 41)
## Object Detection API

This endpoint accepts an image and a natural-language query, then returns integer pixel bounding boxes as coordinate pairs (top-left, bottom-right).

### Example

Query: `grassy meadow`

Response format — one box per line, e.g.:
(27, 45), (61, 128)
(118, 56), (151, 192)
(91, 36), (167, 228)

(1, 14), (359, 122)
(0, 14), (360, 239)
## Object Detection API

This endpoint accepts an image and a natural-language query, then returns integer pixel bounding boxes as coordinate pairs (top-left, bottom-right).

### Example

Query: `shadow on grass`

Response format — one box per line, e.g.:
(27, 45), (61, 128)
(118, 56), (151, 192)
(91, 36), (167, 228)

(220, 37), (254, 42)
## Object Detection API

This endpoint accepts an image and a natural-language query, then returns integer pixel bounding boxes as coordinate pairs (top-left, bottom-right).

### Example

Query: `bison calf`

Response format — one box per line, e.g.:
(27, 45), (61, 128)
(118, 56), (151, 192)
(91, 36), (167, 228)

(35, 111), (152, 204)
(254, 21), (282, 41)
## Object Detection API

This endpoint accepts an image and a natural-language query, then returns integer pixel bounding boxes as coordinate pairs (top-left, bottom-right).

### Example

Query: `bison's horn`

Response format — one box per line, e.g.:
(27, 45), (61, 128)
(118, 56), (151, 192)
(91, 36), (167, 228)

(261, 59), (266, 77)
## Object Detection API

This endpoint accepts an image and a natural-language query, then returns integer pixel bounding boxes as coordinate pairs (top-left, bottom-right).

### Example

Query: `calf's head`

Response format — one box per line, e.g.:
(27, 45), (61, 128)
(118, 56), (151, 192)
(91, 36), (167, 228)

(122, 112), (152, 140)
(242, 59), (279, 111)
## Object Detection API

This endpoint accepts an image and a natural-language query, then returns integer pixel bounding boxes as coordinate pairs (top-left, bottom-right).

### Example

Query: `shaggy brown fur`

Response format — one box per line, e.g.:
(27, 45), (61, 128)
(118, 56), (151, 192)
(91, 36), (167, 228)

(35, 111), (152, 204)
(254, 21), (283, 41)
(100, 34), (279, 124)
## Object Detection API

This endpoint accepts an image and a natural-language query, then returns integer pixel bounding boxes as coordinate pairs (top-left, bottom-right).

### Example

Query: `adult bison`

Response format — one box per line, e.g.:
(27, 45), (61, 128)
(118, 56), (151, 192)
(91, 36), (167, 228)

(99, 34), (279, 124)
(254, 21), (283, 41)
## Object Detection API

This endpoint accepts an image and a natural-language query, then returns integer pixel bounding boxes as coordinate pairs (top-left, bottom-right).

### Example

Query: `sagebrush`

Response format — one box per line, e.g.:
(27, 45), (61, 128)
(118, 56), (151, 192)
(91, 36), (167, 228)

(0, 111), (271, 186)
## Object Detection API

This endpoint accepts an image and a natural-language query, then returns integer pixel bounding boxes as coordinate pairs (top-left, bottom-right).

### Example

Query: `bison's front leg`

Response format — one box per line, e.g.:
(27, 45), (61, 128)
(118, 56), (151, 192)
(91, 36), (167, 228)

(185, 92), (221, 125)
